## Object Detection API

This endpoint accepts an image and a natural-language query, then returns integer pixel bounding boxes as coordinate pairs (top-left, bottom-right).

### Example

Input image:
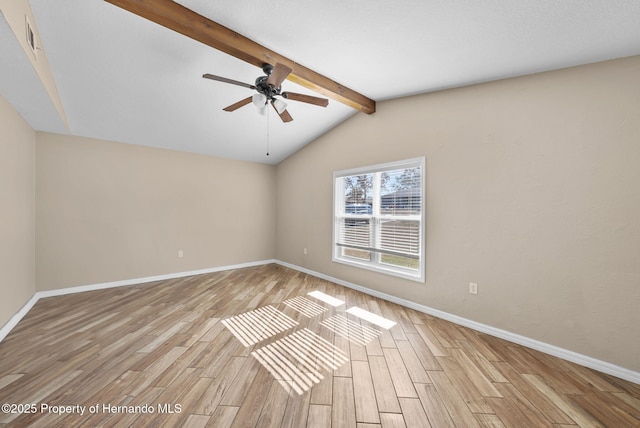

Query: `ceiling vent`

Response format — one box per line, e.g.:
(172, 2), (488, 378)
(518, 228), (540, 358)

(25, 16), (37, 58)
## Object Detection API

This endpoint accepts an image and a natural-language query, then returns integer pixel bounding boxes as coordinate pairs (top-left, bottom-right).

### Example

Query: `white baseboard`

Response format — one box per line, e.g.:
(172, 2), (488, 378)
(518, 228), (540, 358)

(2, 258), (638, 384)
(0, 294), (40, 343)
(275, 260), (640, 385)
(36, 259), (276, 298)
(0, 259), (275, 342)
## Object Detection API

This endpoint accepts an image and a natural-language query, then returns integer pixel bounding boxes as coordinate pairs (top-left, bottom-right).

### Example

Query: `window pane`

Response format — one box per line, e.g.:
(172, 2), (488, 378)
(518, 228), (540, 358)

(380, 254), (419, 269)
(380, 167), (421, 215)
(344, 174), (373, 207)
(343, 248), (371, 261)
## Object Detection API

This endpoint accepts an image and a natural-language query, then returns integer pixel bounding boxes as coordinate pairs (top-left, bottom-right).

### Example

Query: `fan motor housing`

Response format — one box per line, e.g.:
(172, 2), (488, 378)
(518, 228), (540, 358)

(255, 76), (281, 99)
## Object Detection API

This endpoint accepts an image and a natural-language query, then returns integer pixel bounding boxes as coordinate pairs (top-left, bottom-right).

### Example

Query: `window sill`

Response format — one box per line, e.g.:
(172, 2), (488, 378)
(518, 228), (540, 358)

(333, 255), (425, 283)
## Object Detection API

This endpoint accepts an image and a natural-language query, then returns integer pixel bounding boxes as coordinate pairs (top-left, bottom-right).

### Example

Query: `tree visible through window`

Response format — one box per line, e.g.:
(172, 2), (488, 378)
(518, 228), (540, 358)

(333, 158), (425, 282)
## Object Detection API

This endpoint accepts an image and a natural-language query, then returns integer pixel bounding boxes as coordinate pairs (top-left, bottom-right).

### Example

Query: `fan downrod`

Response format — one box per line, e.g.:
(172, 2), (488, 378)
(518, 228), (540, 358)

(262, 63), (274, 75)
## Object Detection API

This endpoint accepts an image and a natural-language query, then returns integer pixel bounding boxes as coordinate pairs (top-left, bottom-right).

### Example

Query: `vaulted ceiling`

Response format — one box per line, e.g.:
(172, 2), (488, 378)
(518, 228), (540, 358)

(4, 1), (640, 164)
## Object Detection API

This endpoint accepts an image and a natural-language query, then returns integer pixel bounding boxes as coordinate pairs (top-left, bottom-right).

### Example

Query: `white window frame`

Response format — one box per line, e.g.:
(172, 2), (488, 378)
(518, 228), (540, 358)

(333, 157), (425, 283)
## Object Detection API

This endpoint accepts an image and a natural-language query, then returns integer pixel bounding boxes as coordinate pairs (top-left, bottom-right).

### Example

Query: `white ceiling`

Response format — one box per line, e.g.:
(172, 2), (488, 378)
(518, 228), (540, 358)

(6, 1), (640, 164)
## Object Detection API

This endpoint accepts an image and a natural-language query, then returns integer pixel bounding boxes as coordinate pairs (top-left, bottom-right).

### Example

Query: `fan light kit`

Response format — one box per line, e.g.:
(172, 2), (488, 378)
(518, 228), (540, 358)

(203, 63), (329, 123)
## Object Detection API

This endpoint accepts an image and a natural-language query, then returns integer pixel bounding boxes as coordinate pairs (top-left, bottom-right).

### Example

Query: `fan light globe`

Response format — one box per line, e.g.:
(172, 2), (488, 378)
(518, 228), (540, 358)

(252, 93), (267, 116)
(273, 98), (287, 114)
(252, 93), (267, 108)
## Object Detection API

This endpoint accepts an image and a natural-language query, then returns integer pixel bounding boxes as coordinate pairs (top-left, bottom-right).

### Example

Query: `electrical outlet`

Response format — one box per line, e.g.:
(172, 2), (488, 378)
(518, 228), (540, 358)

(177, 250), (184, 258)
(303, 248), (308, 255)
(469, 282), (478, 295)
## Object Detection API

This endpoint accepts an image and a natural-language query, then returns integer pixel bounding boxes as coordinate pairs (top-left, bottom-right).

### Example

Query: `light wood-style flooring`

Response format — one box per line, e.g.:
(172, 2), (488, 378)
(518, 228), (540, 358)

(1, 264), (639, 427)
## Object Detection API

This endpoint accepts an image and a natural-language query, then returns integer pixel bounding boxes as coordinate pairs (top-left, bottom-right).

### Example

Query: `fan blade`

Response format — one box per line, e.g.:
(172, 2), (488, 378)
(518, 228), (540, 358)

(203, 74), (255, 90)
(266, 63), (292, 88)
(271, 101), (293, 122)
(282, 92), (329, 107)
(223, 97), (252, 112)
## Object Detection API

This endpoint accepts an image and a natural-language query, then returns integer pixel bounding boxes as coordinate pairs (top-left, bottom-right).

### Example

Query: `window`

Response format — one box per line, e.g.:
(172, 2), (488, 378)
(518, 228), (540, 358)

(333, 158), (425, 282)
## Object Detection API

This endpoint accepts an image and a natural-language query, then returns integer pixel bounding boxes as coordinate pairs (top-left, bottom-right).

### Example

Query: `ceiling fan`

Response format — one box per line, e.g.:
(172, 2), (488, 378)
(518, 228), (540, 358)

(203, 63), (329, 122)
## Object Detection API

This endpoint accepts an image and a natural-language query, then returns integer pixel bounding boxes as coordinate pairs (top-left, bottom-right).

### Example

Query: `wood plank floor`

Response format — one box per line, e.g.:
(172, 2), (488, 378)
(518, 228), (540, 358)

(1, 264), (639, 427)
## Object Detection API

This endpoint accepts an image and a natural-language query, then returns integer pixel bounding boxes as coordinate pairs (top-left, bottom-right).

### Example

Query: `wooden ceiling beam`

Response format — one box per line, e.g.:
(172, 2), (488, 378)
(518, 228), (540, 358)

(104, 0), (376, 114)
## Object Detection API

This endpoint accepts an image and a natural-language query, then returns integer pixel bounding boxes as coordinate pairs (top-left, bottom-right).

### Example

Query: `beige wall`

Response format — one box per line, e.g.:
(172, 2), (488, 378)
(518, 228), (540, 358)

(3, 51), (639, 374)
(0, 95), (36, 327)
(275, 56), (640, 372)
(36, 133), (276, 291)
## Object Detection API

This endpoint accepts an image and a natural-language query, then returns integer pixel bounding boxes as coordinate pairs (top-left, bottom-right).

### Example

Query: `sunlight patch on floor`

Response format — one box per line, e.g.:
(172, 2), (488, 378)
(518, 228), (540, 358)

(223, 289), (396, 394)
(307, 290), (345, 307)
(320, 314), (382, 346)
(252, 328), (349, 395)
(346, 306), (396, 329)
(283, 296), (328, 318)
(221, 306), (298, 347)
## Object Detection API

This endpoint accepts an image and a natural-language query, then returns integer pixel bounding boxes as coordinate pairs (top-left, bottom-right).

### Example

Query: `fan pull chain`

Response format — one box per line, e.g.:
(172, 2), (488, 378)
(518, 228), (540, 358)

(266, 102), (270, 156)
